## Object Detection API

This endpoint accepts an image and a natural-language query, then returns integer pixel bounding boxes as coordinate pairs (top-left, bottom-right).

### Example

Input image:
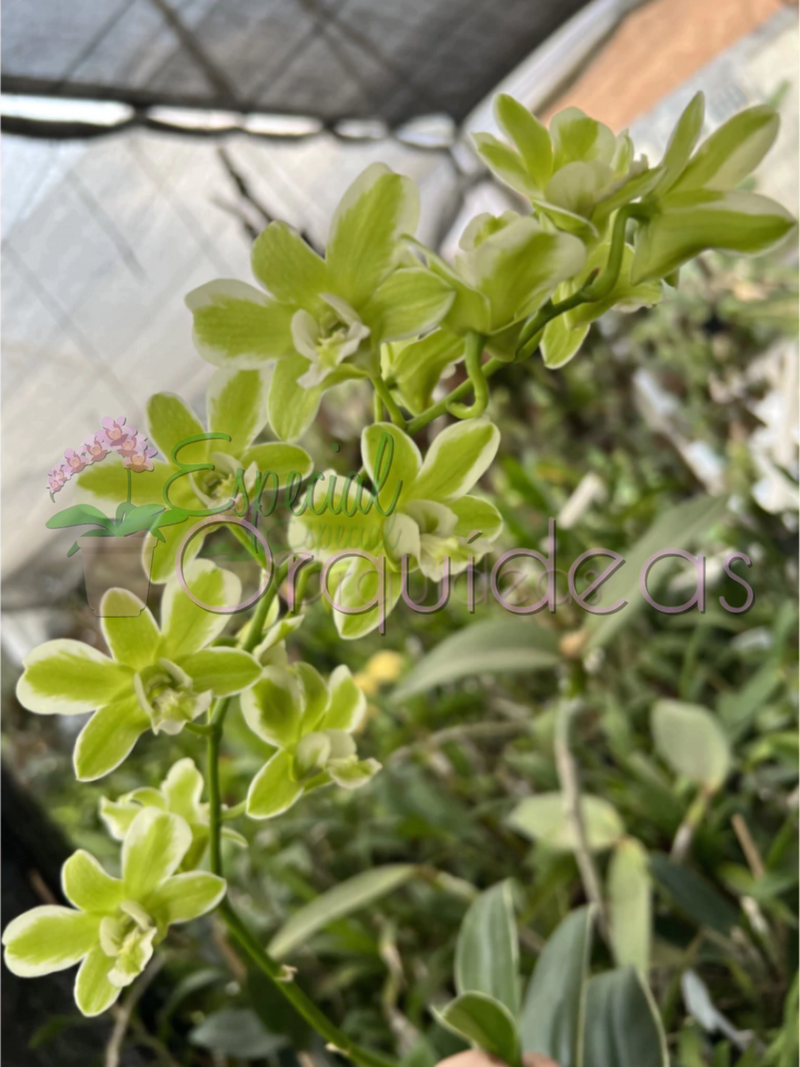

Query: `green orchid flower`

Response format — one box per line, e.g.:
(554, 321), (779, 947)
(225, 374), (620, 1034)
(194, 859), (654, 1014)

(186, 163), (455, 440)
(409, 211), (586, 346)
(100, 758), (246, 869)
(2, 808), (226, 1016)
(15, 564), (261, 781)
(78, 368), (312, 582)
(242, 662), (379, 818)
(630, 92), (796, 283)
(290, 419), (502, 638)
(474, 95), (653, 242)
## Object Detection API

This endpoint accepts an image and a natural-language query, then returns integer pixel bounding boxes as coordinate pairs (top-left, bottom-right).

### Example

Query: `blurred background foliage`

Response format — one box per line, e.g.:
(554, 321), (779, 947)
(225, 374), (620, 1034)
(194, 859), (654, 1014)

(3, 250), (797, 1066)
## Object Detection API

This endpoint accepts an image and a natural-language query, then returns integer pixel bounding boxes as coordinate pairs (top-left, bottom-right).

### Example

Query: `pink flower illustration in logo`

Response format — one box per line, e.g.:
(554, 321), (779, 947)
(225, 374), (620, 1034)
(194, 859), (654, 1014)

(101, 416), (136, 447)
(63, 448), (88, 475)
(114, 434), (140, 458)
(82, 433), (111, 463)
(47, 465), (70, 494)
(122, 436), (158, 473)
(47, 418), (158, 497)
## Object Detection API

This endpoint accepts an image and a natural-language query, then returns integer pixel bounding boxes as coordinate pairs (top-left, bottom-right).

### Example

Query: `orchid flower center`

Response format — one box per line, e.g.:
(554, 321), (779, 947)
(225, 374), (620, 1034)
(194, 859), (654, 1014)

(99, 901), (157, 987)
(134, 660), (212, 735)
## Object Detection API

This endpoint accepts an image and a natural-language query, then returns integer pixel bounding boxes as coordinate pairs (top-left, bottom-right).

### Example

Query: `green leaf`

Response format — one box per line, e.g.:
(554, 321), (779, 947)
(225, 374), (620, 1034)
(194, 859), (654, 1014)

(393, 619), (560, 698)
(716, 663), (783, 741)
(114, 503), (166, 537)
(251, 220), (327, 307)
(649, 853), (739, 934)
(582, 968), (668, 1067)
(190, 1008), (286, 1059)
(158, 561), (242, 659)
(674, 104), (780, 193)
(651, 700), (731, 789)
(147, 872), (226, 926)
(246, 749), (304, 819)
(100, 594), (160, 670)
(186, 279), (295, 369)
(521, 905), (594, 1063)
(455, 881), (519, 1015)
(326, 163), (420, 308)
(146, 392), (206, 462)
(495, 94), (553, 187)
(61, 851), (124, 915)
(46, 504), (115, 532)
(2, 906), (98, 978)
(508, 793), (624, 853)
(411, 418), (500, 504)
(436, 992), (520, 1066)
(585, 495), (727, 651)
(632, 189), (795, 284)
(206, 368), (270, 459)
(73, 695), (150, 782)
(17, 639), (131, 716)
(74, 946), (120, 1017)
(122, 809), (192, 899)
(177, 648), (262, 697)
(268, 864), (416, 959)
(608, 839), (651, 974)
(362, 267), (455, 341)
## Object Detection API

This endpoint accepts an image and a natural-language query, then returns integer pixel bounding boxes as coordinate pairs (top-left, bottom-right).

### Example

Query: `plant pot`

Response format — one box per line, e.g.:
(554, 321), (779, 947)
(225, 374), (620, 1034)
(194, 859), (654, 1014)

(78, 531), (156, 616)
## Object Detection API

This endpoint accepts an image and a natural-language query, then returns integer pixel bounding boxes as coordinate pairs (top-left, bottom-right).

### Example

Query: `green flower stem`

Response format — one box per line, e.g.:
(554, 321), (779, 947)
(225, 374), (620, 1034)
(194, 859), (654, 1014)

(218, 898), (397, 1067)
(515, 203), (649, 361)
(515, 285), (595, 360)
(371, 374), (407, 428)
(206, 559), (288, 871)
(221, 800), (246, 820)
(446, 333), (488, 419)
(581, 203), (637, 302)
(206, 708), (228, 876)
(200, 556), (396, 1067)
(126, 467), (133, 506)
(406, 356), (505, 434)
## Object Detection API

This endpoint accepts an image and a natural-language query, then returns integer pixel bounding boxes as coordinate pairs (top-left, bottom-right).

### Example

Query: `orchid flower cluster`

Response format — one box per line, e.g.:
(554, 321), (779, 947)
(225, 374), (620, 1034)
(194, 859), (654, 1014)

(48, 417), (158, 498)
(6, 91), (795, 1063)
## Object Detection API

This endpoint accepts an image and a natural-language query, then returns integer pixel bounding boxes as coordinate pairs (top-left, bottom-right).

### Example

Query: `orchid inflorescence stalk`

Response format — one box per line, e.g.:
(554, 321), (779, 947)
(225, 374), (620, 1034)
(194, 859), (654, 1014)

(6, 91), (795, 1065)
